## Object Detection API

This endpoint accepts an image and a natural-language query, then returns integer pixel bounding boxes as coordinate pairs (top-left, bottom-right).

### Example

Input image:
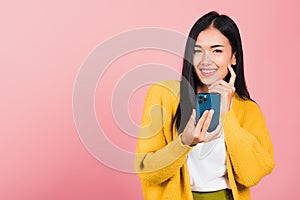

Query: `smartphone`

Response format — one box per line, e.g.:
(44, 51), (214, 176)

(195, 93), (220, 132)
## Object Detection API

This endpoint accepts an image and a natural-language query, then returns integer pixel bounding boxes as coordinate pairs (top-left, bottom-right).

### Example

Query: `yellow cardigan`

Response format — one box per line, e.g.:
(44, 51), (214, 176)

(135, 80), (275, 200)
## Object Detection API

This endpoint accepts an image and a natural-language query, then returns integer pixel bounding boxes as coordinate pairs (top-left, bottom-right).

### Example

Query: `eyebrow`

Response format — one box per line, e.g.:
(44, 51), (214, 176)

(194, 44), (224, 48)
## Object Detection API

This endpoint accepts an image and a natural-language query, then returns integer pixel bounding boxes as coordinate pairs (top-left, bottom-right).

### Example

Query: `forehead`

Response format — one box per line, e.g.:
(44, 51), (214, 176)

(195, 27), (231, 47)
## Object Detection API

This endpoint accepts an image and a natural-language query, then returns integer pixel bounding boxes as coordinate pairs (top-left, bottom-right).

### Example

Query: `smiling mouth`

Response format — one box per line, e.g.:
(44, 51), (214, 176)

(200, 68), (217, 76)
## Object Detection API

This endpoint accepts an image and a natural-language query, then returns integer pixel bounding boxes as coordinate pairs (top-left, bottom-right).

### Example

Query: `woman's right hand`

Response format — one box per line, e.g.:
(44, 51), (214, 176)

(180, 109), (222, 146)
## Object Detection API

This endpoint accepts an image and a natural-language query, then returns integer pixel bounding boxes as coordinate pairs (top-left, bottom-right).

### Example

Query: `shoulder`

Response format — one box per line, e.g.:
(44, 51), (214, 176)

(233, 95), (255, 106)
(147, 80), (180, 98)
(232, 95), (266, 121)
(143, 80), (180, 109)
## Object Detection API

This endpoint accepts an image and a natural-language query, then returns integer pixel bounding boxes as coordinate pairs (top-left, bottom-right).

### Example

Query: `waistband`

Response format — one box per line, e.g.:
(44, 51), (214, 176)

(192, 189), (233, 200)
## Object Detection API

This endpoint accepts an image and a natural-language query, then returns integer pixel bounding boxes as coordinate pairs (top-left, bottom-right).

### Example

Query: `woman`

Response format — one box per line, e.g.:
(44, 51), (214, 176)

(135, 11), (275, 200)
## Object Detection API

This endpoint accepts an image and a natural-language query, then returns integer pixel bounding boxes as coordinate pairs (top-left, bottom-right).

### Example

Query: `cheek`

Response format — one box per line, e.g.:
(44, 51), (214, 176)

(193, 55), (201, 66)
(214, 59), (230, 78)
(192, 65), (204, 82)
(193, 66), (201, 77)
(215, 65), (228, 80)
(220, 67), (229, 77)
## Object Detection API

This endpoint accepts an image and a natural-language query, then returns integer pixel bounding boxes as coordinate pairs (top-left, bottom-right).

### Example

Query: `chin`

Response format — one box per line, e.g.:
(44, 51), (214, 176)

(200, 76), (220, 85)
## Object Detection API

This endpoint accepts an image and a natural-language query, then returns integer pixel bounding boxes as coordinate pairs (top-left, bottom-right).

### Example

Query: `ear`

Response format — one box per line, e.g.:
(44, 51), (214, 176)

(231, 52), (237, 65)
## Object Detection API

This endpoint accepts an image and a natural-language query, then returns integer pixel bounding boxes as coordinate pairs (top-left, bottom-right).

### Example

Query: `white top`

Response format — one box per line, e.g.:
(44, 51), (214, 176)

(186, 132), (230, 192)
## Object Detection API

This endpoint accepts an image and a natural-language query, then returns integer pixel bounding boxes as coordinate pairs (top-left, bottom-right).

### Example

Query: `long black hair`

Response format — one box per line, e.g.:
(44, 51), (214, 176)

(174, 11), (252, 133)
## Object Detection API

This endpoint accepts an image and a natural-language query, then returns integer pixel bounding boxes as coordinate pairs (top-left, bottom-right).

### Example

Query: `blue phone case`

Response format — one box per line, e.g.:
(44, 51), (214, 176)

(196, 93), (220, 132)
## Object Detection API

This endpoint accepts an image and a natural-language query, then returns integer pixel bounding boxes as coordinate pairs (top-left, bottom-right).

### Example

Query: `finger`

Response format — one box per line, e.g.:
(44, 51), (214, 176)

(209, 85), (235, 101)
(197, 129), (207, 143)
(208, 80), (231, 90)
(187, 109), (196, 127)
(200, 109), (214, 141)
(183, 109), (196, 134)
(228, 64), (236, 86)
(207, 79), (223, 88)
(195, 110), (209, 131)
(194, 110), (209, 142)
(209, 84), (233, 94)
(209, 81), (235, 94)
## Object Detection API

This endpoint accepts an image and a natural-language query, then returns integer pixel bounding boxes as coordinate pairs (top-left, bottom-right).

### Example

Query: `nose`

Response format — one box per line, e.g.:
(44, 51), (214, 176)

(201, 51), (213, 66)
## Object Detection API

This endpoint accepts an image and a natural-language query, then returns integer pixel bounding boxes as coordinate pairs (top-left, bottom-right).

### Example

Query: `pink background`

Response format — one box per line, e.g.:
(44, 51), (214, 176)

(1, 0), (299, 199)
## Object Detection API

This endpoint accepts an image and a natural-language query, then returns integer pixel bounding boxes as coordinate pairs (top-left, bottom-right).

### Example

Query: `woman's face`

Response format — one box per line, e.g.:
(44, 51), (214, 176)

(193, 27), (236, 85)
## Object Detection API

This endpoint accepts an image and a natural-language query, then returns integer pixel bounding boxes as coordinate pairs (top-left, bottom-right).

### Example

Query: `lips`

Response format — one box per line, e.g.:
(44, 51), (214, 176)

(199, 68), (217, 76)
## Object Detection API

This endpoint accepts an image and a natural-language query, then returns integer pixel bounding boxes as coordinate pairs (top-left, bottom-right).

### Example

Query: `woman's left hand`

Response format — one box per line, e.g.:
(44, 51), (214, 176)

(208, 64), (236, 114)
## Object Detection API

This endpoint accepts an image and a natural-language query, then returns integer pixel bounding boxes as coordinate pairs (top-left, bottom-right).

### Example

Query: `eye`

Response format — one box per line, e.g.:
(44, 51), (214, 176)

(194, 49), (202, 54)
(213, 49), (223, 53)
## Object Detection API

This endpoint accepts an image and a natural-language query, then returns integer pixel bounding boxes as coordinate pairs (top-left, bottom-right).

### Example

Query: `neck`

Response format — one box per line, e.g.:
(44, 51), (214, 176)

(196, 84), (209, 94)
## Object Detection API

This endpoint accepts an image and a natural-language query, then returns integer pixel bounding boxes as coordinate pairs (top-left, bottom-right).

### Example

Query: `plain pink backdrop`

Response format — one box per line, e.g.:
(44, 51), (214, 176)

(1, 0), (299, 199)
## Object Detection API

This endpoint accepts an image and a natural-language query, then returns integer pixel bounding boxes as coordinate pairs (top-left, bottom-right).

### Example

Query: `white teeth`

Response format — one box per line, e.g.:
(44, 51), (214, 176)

(200, 69), (217, 73)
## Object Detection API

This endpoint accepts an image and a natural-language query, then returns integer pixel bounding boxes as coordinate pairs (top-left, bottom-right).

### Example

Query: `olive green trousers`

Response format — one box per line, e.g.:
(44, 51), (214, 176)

(192, 189), (234, 200)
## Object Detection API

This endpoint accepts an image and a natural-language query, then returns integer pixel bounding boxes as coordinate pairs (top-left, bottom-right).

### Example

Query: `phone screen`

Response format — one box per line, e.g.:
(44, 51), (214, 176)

(195, 93), (220, 132)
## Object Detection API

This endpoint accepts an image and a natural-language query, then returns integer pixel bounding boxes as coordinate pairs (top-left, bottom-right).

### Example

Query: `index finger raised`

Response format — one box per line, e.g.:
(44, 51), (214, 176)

(228, 64), (236, 86)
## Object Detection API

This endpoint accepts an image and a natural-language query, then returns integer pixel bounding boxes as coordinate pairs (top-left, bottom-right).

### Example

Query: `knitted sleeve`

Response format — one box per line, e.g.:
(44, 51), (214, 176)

(134, 82), (192, 184)
(223, 99), (275, 187)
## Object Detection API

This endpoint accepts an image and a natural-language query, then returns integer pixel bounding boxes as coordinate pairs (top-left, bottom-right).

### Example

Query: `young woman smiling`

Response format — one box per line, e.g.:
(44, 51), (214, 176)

(135, 11), (275, 200)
